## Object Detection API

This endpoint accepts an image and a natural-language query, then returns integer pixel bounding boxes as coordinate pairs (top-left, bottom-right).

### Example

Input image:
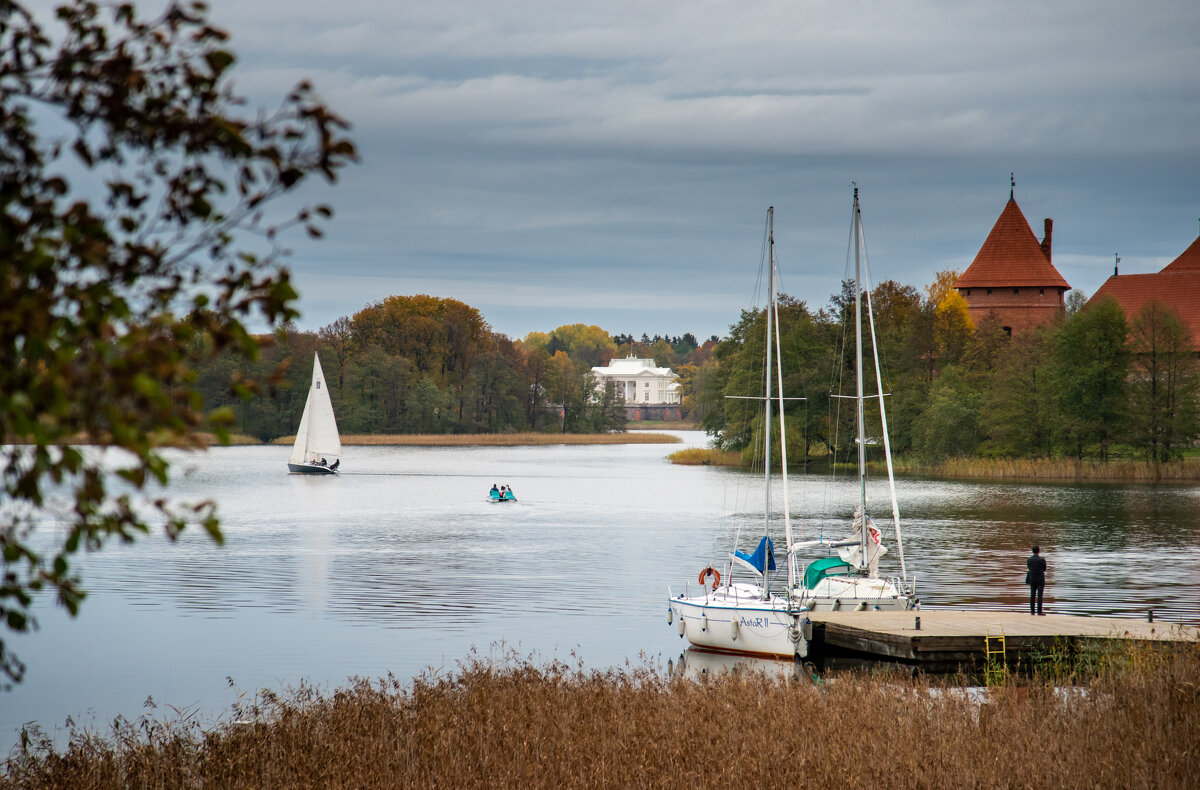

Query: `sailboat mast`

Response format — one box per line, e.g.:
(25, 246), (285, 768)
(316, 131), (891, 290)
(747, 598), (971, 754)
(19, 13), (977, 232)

(853, 187), (868, 568)
(762, 207), (775, 593)
(770, 210), (796, 590)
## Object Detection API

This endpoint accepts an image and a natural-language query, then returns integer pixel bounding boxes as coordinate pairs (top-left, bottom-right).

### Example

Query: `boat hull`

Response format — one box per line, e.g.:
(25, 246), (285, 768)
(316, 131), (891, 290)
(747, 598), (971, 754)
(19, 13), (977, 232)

(288, 462), (338, 475)
(670, 585), (809, 659)
(488, 497), (517, 503)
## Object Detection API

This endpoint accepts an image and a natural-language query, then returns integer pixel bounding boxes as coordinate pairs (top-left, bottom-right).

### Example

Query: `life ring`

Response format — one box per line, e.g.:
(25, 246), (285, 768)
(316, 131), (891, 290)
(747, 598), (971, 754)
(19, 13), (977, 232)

(698, 566), (721, 591)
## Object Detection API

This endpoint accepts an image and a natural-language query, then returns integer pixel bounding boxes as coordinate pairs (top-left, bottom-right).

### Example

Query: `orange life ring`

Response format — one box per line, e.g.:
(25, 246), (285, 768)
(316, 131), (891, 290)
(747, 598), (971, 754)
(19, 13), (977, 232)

(698, 566), (721, 591)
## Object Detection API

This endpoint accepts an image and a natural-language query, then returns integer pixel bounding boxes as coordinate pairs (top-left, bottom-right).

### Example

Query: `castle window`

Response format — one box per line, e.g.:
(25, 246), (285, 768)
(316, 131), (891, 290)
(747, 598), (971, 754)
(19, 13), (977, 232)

(966, 289), (971, 296)
(986, 288), (992, 295)
(1039, 288), (1045, 295)
(1002, 326), (1012, 337)
(1013, 288), (1019, 295)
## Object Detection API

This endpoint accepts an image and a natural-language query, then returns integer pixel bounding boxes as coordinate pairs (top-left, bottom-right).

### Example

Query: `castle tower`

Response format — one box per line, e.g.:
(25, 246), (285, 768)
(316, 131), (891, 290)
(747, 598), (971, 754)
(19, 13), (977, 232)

(954, 190), (1070, 336)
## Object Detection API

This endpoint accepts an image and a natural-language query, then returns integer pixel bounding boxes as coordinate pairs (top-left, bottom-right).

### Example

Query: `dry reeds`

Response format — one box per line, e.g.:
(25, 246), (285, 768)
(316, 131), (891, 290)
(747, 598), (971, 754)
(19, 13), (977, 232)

(6, 643), (1199, 789)
(667, 447), (743, 466)
(271, 432), (683, 447)
(627, 421), (698, 431)
(896, 456), (1200, 482)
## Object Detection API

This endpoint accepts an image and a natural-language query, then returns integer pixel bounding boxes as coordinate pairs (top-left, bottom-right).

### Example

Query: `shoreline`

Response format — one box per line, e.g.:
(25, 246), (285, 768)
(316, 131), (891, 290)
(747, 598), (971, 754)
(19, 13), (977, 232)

(668, 448), (1200, 481)
(273, 432), (684, 446)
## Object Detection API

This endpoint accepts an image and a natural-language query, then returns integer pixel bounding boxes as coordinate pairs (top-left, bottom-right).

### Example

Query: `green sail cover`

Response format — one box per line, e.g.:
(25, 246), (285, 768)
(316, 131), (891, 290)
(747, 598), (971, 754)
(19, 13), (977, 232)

(802, 557), (853, 589)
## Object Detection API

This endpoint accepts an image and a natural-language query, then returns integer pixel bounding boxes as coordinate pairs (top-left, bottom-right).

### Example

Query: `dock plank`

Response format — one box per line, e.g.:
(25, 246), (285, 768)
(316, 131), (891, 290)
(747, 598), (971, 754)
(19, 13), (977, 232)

(807, 610), (1197, 666)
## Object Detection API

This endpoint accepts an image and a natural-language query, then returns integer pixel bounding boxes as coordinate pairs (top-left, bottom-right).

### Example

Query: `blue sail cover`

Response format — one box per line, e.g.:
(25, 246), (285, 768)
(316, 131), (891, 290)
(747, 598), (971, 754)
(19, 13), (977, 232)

(733, 536), (777, 575)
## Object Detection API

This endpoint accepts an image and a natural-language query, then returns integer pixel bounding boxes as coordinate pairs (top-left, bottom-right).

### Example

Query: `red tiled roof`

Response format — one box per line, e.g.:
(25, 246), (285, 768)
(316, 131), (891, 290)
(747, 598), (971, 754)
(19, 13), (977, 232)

(1089, 271), (1200, 349)
(955, 198), (1070, 289)
(1161, 234), (1200, 272)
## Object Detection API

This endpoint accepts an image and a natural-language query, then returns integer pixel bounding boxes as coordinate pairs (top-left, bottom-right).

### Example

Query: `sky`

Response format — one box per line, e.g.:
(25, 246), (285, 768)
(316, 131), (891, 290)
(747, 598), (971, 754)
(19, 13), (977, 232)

(45, 0), (1200, 341)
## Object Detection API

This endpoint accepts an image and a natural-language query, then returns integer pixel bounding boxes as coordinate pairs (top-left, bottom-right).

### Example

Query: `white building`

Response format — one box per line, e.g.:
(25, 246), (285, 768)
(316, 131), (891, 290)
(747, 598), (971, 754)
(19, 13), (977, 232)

(590, 355), (680, 405)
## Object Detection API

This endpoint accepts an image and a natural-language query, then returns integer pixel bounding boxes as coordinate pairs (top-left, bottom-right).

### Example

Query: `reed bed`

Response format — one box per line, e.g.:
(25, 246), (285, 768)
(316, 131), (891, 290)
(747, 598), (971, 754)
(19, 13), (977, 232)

(626, 420), (697, 430)
(6, 643), (1198, 789)
(895, 456), (1200, 482)
(272, 432), (682, 446)
(667, 447), (744, 466)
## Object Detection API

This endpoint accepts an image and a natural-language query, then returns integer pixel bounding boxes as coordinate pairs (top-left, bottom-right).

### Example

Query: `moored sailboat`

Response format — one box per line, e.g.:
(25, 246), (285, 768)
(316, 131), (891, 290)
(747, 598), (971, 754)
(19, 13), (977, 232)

(789, 187), (915, 612)
(288, 352), (342, 475)
(667, 207), (811, 660)
(667, 192), (916, 660)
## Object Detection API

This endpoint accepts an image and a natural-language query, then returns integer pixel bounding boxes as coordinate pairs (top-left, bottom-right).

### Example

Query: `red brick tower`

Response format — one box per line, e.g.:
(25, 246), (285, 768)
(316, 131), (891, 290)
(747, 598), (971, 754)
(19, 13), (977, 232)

(954, 185), (1070, 336)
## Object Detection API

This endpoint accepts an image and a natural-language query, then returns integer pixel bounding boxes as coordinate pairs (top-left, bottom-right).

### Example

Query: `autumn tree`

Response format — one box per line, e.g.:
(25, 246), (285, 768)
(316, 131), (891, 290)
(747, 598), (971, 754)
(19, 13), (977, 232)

(0, 0), (355, 684)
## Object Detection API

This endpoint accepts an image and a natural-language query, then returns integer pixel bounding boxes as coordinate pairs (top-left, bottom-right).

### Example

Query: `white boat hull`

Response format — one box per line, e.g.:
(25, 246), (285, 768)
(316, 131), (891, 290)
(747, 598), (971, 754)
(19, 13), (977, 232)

(669, 584), (809, 659)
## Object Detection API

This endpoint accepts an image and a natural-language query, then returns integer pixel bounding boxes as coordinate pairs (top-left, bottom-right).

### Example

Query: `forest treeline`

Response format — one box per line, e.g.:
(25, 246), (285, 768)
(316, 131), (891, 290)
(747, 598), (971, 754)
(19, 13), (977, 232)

(197, 294), (716, 440)
(200, 279), (1199, 464)
(686, 273), (1200, 466)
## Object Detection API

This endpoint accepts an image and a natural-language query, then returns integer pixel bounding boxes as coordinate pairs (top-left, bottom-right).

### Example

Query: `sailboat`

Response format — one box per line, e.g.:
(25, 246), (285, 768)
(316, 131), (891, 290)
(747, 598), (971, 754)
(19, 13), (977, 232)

(287, 352), (342, 475)
(667, 192), (914, 660)
(789, 187), (916, 612)
(667, 206), (812, 660)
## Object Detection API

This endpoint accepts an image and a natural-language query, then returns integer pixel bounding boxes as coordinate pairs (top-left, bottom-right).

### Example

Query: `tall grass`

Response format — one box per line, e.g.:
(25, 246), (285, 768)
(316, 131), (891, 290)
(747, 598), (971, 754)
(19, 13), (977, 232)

(627, 420), (697, 430)
(6, 643), (1198, 789)
(667, 447), (743, 466)
(271, 432), (683, 446)
(892, 456), (1200, 481)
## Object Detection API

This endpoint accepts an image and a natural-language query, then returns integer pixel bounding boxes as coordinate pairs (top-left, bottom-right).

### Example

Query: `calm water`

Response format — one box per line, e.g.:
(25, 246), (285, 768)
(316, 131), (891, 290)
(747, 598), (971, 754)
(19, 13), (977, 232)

(4, 431), (1200, 750)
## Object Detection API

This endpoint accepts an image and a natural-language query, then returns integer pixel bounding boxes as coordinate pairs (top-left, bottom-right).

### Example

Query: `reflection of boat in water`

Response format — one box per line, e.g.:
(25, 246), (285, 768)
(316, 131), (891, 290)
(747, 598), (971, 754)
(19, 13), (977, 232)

(488, 485), (517, 503)
(669, 647), (814, 683)
(288, 352), (341, 475)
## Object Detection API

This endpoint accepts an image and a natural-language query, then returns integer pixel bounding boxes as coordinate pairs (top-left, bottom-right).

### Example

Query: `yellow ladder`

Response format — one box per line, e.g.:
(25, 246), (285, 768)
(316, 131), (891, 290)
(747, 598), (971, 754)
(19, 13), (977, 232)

(984, 623), (1007, 687)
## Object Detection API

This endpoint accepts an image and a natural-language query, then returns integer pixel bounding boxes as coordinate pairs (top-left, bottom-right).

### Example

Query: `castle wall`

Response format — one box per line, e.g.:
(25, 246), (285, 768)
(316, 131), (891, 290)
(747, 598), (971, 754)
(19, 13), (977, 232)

(960, 286), (1065, 335)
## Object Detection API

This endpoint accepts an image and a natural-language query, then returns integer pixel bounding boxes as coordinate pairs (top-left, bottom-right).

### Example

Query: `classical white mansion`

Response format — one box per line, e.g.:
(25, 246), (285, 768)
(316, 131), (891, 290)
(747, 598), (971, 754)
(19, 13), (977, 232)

(590, 356), (681, 417)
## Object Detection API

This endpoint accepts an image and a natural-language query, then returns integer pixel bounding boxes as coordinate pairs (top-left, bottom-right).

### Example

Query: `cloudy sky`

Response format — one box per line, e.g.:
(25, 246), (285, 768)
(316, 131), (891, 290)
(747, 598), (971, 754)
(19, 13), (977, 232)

(91, 1), (1200, 340)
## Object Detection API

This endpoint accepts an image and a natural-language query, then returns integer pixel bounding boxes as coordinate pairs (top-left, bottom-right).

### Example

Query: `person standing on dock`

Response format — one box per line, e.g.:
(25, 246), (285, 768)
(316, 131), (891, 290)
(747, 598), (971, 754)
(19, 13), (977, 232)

(1026, 546), (1047, 615)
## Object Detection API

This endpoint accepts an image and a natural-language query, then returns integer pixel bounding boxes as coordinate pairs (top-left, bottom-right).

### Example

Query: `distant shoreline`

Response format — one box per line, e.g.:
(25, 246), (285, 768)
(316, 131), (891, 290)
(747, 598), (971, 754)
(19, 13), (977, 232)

(669, 448), (1200, 481)
(22, 432), (686, 449)
(273, 432), (684, 447)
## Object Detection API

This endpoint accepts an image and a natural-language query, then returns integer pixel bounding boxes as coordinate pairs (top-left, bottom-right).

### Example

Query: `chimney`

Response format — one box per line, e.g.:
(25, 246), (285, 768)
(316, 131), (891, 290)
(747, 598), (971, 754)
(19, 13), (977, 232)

(1040, 218), (1053, 261)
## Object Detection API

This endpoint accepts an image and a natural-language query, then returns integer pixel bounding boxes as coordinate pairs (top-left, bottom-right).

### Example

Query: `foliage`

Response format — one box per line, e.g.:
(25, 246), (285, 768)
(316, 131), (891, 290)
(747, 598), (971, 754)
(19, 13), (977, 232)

(1127, 300), (1200, 462)
(1052, 298), (1131, 460)
(911, 366), (980, 461)
(691, 270), (1198, 472)
(0, 0), (355, 685)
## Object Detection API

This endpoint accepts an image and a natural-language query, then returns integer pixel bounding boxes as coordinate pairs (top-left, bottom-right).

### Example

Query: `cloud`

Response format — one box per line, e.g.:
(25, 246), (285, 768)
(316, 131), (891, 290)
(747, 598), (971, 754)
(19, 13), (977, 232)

(41, 0), (1200, 337)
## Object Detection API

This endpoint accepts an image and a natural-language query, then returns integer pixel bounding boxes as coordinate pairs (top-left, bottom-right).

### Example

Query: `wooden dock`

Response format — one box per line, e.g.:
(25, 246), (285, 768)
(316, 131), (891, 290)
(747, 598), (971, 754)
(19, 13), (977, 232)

(807, 610), (1199, 671)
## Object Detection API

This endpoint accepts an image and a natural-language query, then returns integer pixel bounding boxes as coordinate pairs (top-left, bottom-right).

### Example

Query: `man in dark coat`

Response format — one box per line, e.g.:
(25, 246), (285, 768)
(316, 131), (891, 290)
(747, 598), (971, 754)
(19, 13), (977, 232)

(1026, 546), (1047, 615)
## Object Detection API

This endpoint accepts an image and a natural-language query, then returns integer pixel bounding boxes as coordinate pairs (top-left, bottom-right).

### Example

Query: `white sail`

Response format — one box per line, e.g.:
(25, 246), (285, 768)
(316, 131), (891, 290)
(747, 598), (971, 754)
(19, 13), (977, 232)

(289, 353), (341, 465)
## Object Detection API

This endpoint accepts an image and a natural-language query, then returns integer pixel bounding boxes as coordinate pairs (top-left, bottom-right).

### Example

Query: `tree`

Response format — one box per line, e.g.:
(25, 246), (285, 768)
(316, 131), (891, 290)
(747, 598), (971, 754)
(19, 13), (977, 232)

(928, 270), (973, 370)
(911, 366), (980, 461)
(1128, 301), (1200, 463)
(1051, 298), (1131, 460)
(0, 1), (356, 685)
(978, 328), (1056, 457)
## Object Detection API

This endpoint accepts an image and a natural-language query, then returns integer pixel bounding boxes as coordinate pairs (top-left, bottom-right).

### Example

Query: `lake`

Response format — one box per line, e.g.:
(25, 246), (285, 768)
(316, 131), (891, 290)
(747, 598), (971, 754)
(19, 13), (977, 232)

(4, 431), (1199, 751)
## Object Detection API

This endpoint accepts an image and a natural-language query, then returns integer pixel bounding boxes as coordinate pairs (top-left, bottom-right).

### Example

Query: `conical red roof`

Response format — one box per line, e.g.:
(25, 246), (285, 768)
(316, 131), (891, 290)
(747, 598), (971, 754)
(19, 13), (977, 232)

(1161, 234), (1200, 272)
(955, 198), (1070, 289)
